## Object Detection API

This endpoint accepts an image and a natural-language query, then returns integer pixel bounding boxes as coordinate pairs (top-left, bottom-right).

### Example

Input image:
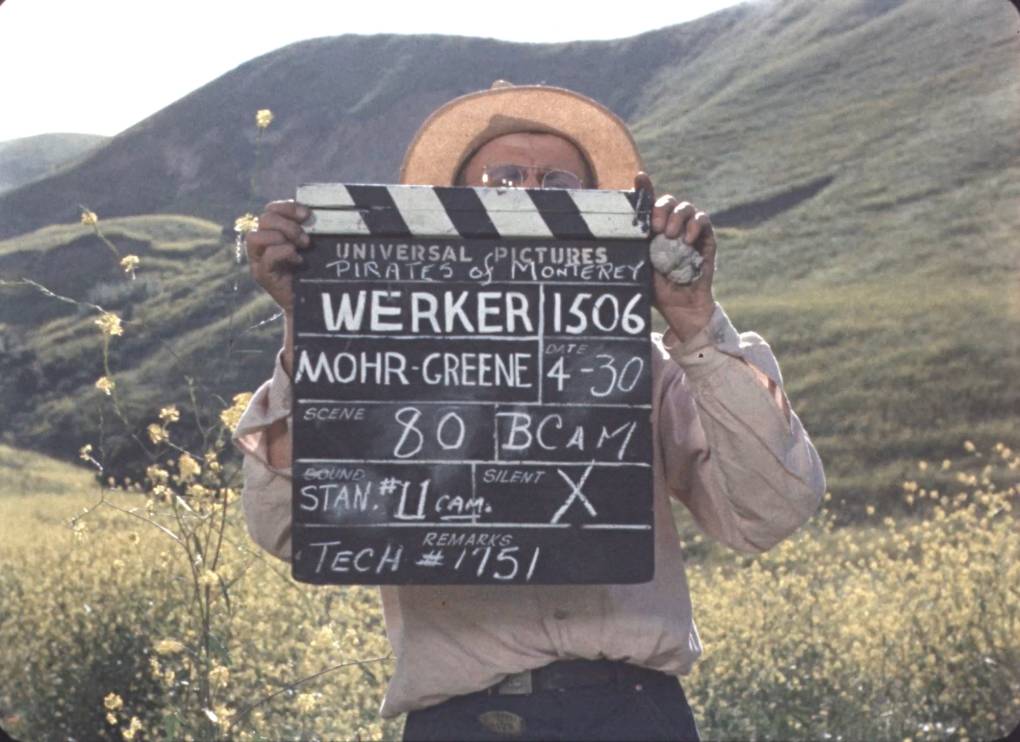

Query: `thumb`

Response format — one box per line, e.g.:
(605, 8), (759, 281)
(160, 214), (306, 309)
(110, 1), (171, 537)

(633, 172), (655, 233)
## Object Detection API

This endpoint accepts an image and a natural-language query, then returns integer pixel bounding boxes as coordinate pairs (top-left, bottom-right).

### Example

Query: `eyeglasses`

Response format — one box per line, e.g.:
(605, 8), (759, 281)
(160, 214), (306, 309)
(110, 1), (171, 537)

(481, 164), (585, 189)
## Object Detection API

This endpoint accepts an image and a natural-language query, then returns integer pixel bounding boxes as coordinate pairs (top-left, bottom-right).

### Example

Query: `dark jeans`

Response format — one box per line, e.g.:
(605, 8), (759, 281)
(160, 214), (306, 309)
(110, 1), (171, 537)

(402, 669), (700, 741)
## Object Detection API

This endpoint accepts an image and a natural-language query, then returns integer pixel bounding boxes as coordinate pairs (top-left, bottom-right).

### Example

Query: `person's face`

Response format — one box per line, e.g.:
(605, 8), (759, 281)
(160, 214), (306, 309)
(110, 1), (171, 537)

(458, 132), (592, 189)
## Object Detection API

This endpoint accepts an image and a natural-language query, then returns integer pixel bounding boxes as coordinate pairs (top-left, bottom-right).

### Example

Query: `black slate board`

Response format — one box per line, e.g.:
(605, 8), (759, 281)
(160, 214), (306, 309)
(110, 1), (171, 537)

(290, 183), (654, 585)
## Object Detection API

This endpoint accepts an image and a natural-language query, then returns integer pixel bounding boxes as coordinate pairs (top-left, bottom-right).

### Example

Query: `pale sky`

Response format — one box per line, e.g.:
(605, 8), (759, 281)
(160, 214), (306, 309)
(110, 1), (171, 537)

(0, 0), (743, 143)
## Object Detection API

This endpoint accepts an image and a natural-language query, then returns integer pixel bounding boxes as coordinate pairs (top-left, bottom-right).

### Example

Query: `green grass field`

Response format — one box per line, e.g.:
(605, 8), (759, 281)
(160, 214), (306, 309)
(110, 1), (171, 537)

(1, 444), (1016, 740)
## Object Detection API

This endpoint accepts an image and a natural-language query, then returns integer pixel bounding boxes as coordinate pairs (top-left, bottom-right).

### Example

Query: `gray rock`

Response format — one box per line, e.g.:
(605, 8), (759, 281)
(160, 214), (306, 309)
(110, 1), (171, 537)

(649, 234), (704, 285)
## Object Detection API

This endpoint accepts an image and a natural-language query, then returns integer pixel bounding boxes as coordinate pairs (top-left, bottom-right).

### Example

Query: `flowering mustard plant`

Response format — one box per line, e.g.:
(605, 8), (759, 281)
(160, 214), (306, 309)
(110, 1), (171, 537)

(95, 376), (116, 396)
(95, 312), (124, 337)
(255, 109), (274, 129)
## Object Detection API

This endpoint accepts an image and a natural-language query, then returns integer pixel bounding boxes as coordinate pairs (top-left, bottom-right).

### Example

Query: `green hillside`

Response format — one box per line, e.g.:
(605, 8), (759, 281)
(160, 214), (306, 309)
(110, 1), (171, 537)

(0, 133), (108, 195)
(0, 215), (225, 320)
(0, 0), (1017, 505)
(0, 215), (284, 477)
(632, 0), (1020, 506)
(0, 444), (95, 501)
(718, 276), (1019, 511)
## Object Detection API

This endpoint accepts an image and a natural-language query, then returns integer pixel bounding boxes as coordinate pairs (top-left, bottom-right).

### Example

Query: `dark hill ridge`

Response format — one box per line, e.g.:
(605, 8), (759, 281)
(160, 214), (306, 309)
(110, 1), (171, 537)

(0, 5), (749, 241)
(0, 133), (108, 195)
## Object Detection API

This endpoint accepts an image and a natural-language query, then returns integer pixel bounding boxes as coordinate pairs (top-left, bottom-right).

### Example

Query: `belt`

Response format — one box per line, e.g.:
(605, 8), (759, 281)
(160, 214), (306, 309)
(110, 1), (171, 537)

(487, 659), (674, 696)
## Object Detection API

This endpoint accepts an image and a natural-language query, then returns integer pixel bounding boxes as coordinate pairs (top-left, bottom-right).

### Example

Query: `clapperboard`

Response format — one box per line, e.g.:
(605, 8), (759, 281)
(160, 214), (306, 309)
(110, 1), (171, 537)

(291, 183), (654, 585)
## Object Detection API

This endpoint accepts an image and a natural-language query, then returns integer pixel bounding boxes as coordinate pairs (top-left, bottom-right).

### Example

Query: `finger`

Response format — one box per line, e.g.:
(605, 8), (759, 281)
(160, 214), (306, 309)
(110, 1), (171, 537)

(264, 200), (311, 223)
(690, 212), (717, 285)
(652, 195), (678, 233)
(633, 172), (655, 202)
(665, 202), (695, 241)
(259, 244), (304, 275)
(686, 212), (715, 257)
(633, 172), (655, 232)
(245, 229), (289, 262)
(258, 211), (310, 247)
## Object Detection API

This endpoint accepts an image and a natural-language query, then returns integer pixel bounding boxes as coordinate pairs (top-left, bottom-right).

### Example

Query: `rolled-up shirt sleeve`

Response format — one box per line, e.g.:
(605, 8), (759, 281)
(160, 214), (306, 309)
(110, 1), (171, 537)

(654, 303), (826, 554)
(233, 351), (294, 562)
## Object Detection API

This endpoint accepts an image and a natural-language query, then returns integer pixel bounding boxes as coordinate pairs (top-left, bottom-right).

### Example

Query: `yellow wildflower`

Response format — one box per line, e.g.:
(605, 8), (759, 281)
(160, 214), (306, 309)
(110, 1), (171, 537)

(159, 405), (180, 424)
(918, 460), (928, 471)
(311, 626), (336, 650)
(199, 569), (219, 588)
(95, 312), (124, 337)
(147, 423), (168, 445)
(295, 692), (319, 713)
(213, 706), (235, 732)
(209, 664), (230, 688)
(106, 712), (118, 725)
(95, 375), (116, 396)
(80, 209), (99, 226)
(120, 254), (140, 277)
(152, 483), (173, 502)
(146, 464), (169, 483)
(255, 108), (274, 129)
(204, 450), (221, 473)
(153, 639), (186, 655)
(220, 392), (253, 432)
(178, 452), (201, 481)
(79, 443), (94, 461)
(941, 459), (951, 470)
(865, 505), (876, 516)
(234, 212), (259, 234)
(963, 440), (976, 453)
(104, 692), (124, 711)
(122, 716), (143, 741)
(187, 483), (212, 499)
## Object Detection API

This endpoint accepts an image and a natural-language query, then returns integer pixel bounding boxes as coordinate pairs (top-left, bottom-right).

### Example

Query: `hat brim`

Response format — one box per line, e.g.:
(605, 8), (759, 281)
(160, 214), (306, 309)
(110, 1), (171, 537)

(399, 86), (643, 189)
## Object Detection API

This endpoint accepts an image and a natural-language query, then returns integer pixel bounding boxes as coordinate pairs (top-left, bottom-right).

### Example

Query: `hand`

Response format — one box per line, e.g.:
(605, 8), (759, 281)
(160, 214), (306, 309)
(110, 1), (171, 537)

(244, 200), (312, 314)
(635, 172), (717, 343)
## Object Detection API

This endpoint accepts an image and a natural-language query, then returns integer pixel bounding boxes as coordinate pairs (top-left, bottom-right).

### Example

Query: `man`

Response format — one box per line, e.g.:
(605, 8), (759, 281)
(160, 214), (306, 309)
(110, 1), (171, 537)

(236, 83), (825, 741)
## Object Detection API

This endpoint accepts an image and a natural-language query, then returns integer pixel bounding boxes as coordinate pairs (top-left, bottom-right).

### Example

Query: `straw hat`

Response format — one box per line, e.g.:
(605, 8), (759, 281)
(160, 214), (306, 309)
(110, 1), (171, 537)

(399, 81), (644, 189)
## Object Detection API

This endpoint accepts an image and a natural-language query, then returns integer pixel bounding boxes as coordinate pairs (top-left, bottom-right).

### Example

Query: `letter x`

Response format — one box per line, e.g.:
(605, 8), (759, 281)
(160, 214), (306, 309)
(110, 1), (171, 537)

(550, 464), (598, 523)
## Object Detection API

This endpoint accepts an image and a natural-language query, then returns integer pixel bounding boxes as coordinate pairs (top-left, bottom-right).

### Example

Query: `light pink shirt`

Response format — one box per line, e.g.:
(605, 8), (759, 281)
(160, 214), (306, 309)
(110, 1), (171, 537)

(234, 303), (825, 717)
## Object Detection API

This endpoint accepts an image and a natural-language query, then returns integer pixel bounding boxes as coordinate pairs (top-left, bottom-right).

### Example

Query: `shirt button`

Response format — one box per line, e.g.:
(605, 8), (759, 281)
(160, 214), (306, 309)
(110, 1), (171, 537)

(553, 609), (569, 620)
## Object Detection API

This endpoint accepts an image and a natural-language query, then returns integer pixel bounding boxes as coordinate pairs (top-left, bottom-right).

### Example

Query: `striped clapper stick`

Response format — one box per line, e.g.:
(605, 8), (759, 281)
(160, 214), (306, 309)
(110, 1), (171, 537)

(290, 183), (655, 585)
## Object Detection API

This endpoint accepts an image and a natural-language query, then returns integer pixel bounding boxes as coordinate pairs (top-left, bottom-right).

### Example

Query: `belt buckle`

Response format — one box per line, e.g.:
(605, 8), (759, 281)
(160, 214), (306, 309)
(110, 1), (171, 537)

(496, 671), (533, 695)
